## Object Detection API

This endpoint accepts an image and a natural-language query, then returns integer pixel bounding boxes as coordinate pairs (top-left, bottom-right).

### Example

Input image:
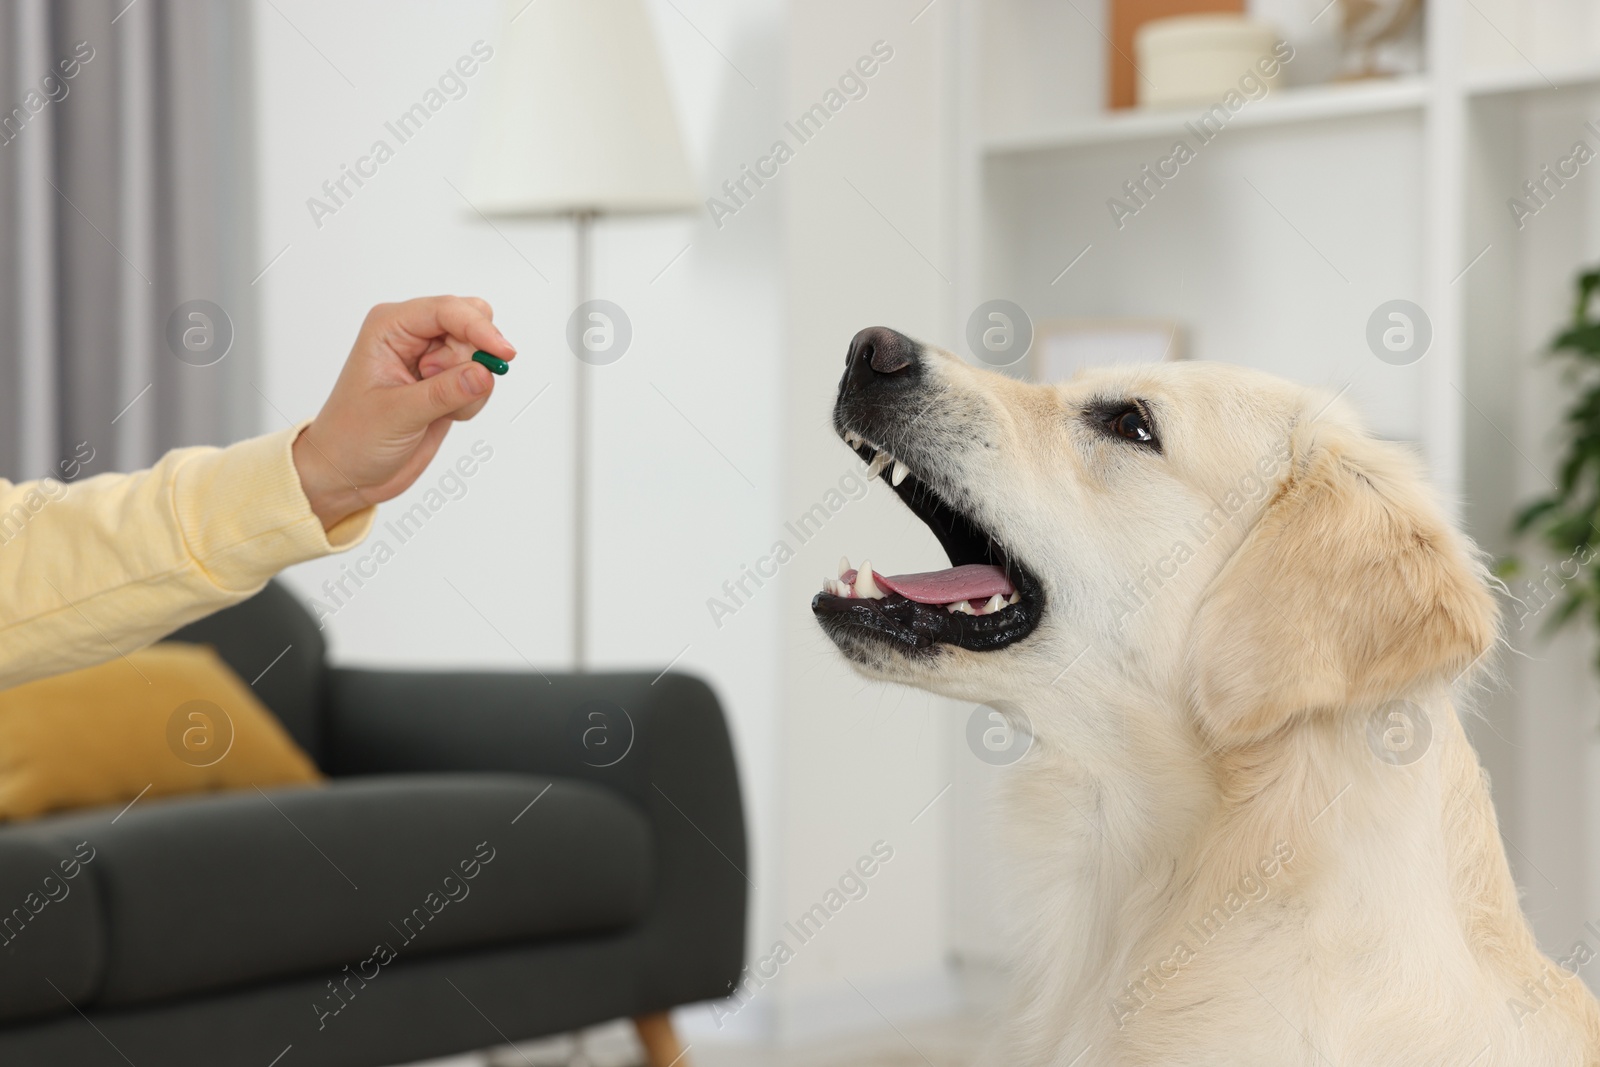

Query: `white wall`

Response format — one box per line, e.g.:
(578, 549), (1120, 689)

(254, 0), (970, 1048)
(251, 0), (787, 1028)
(760, 0), (964, 1042)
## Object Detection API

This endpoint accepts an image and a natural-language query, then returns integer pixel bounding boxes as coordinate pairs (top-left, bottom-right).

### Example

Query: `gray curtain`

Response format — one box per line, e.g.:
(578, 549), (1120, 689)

(0, 0), (256, 482)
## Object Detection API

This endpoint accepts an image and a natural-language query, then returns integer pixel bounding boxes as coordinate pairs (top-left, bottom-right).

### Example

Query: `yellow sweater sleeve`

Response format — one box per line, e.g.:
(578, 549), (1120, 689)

(0, 424), (374, 690)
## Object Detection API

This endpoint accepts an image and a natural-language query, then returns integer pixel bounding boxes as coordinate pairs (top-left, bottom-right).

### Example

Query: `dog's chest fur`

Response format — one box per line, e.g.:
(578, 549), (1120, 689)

(992, 709), (1600, 1067)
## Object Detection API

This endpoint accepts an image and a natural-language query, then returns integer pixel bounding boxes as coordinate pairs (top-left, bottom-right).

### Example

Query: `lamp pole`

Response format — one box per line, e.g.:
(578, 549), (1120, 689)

(469, 0), (697, 673)
(572, 209), (595, 671)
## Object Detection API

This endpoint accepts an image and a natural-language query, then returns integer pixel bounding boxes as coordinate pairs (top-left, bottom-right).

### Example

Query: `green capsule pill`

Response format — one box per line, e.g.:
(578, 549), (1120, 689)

(472, 350), (509, 375)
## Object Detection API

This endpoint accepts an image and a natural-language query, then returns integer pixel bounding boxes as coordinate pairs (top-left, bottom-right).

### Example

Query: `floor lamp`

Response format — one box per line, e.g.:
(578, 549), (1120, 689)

(471, 0), (698, 671)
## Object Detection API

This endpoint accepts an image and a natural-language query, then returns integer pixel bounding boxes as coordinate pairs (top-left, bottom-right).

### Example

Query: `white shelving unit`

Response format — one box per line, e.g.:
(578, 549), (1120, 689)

(946, 0), (1600, 984)
(984, 75), (1432, 155)
(1462, 56), (1600, 96)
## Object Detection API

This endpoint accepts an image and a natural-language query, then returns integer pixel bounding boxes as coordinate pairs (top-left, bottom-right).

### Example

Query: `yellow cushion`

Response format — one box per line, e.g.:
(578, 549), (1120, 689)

(0, 642), (322, 821)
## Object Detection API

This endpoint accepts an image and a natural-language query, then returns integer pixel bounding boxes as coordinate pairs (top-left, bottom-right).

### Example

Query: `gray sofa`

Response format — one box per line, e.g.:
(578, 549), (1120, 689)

(0, 582), (746, 1066)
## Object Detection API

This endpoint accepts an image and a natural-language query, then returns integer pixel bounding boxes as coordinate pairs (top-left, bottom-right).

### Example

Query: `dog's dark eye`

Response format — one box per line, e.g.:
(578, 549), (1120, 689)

(1108, 404), (1158, 448)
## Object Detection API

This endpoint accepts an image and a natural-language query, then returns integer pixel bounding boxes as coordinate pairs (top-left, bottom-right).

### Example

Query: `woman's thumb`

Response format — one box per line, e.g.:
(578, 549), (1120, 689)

(402, 361), (491, 427)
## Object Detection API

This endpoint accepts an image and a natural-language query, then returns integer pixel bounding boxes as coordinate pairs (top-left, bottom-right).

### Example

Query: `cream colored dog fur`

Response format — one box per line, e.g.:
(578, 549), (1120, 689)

(816, 344), (1600, 1066)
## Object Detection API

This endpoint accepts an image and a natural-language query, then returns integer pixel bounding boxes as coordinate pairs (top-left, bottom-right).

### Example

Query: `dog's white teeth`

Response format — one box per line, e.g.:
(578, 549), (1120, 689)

(825, 578), (851, 597)
(981, 594), (1006, 614)
(1008, 592), (1020, 605)
(854, 561), (886, 599)
(947, 600), (977, 615)
(844, 430), (861, 447)
(891, 460), (909, 487)
(867, 452), (891, 477)
(838, 556), (852, 579)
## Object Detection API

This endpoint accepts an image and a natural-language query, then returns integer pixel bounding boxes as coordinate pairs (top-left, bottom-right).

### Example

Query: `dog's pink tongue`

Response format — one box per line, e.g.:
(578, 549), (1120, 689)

(875, 564), (1014, 605)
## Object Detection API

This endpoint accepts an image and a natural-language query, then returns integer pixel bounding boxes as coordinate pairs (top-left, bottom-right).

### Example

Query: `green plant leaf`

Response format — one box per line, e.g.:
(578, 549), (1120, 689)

(1575, 269), (1600, 325)
(1514, 498), (1561, 532)
(1554, 323), (1600, 354)
(1512, 262), (1600, 647)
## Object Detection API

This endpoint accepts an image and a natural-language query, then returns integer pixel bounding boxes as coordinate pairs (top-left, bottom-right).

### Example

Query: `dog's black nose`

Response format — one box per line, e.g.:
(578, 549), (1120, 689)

(848, 326), (916, 376)
(836, 326), (923, 435)
(841, 327), (919, 401)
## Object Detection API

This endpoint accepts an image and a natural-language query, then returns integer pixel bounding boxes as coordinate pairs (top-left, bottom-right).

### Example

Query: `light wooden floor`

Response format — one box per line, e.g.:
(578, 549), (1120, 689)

(392, 1011), (986, 1067)
(691, 1014), (985, 1067)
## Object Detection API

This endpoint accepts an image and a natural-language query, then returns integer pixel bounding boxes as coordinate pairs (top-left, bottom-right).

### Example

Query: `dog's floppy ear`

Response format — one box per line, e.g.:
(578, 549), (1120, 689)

(1186, 422), (1497, 745)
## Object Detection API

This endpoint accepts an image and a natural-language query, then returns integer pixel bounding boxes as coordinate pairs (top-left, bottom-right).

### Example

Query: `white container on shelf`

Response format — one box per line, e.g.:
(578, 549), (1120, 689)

(1135, 14), (1284, 108)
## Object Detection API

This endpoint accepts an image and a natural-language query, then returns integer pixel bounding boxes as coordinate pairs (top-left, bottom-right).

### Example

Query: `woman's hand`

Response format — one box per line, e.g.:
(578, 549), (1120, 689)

(292, 296), (517, 530)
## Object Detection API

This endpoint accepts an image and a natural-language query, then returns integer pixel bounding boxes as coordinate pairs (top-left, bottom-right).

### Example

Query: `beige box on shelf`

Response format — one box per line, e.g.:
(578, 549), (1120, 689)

(1136, 14), (1284, 108)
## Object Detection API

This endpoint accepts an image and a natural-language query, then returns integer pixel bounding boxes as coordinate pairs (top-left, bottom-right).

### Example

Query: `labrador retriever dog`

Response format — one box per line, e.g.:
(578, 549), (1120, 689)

(811, 327), (1600, 1066)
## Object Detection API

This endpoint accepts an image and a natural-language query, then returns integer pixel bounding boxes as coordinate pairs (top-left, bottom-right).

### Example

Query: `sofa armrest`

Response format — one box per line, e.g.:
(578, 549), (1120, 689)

(321, 667), (747, 1010)
(0, 832), (102, 1019)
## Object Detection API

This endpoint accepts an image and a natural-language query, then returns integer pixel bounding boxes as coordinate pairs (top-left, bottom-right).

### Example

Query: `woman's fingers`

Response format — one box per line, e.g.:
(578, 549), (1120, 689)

(417, 334), (477, 380)
(396, 359), (495, 430)
(367, 295), (515, 368)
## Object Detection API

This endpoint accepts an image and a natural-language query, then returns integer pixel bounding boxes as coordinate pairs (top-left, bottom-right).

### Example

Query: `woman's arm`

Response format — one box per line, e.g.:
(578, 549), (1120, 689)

(0, 295), (516, 690)
(0, 426), (370, 689)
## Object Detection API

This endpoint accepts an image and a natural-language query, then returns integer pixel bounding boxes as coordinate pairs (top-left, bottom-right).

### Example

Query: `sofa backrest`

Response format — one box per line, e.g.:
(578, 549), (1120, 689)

(165, 581), (327, 764)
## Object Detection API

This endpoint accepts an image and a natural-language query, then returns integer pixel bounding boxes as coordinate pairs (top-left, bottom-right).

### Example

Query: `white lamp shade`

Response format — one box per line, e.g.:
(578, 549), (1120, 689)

(470, 0), (699, 216)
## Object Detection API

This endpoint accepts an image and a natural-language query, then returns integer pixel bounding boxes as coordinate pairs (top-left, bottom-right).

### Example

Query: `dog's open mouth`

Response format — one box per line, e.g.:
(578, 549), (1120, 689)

(810, 431), (1044, 653)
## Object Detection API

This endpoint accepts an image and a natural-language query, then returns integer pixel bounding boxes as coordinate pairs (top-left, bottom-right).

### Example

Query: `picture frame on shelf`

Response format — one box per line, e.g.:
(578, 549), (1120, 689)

(1030, 318), (1185, 383)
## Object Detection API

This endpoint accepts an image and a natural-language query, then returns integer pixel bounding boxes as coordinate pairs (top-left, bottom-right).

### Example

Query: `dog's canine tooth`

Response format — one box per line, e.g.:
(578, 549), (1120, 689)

(982, 594), (1005, 614)
(892, 460), (909, 487)
(839, 556), (851, 579)
(854, 562), (885, 599)
(1008, 592), (1020, 604)
(867, 452), (891, 478)
(947, 600), (977, 615)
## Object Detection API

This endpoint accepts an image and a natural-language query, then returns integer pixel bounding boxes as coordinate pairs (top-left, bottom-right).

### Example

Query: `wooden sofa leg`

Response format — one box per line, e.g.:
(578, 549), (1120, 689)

(634, 1012), (688, 1067)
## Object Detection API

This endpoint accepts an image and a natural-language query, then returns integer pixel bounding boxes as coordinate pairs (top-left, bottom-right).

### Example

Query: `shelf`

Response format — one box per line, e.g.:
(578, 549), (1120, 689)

(1463, 58), (1600, 98)
(983, 77), (1432, 157)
